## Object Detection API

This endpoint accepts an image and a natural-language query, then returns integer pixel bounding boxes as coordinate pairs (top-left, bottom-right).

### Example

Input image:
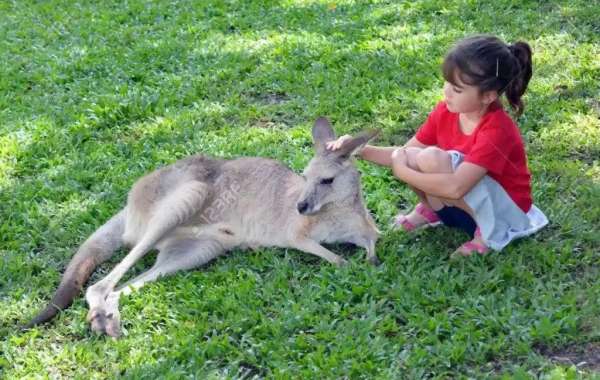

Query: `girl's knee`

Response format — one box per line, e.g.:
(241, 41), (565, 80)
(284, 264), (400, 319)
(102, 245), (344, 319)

(391, 147), (421, 170)
(390, 148), (405, 177)
(415, 147), (453, 173)
(405, 147), (422, 169)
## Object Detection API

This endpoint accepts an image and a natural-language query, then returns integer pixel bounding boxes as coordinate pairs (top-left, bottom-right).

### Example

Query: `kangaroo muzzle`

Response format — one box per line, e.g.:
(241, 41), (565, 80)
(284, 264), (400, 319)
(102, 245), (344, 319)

(297, 200), (310, 214)
(297, 198), (323, 215)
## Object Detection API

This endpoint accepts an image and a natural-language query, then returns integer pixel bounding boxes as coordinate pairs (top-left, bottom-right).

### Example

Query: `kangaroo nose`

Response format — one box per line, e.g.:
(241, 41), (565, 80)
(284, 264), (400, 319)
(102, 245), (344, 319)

(297, 201), (309, 214)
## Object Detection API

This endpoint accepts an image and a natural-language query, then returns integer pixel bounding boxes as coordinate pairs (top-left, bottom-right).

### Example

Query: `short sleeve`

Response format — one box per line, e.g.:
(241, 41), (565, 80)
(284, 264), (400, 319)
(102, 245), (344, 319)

(415, 102), (444, 146)
(463, 127), (512, 175)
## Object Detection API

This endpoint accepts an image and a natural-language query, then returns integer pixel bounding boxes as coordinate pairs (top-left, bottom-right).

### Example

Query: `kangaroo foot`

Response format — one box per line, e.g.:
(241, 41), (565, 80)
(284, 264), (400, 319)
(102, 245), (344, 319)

(87, 306), (122, 338)
(86, 292), (122, 338)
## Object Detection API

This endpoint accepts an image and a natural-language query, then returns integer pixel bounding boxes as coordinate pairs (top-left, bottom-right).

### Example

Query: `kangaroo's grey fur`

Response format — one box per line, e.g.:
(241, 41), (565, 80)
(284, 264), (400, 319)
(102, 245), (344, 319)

(25, 118), (380, 337)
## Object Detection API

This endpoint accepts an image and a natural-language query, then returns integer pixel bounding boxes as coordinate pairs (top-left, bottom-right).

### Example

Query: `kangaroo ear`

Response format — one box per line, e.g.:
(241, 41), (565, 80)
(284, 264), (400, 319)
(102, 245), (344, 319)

(333, 129), (380, 160)
(312, 117), (337, 155)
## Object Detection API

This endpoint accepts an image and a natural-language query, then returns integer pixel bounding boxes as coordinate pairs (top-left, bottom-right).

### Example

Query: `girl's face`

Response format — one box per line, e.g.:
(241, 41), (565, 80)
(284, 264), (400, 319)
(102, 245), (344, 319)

(443, 79), (482, 114)
(442, 73), (497, 115)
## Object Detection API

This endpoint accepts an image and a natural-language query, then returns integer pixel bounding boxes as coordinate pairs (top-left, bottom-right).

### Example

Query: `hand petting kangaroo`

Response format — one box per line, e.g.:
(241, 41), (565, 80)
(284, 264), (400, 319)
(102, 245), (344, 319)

(25, 117), (380, 337)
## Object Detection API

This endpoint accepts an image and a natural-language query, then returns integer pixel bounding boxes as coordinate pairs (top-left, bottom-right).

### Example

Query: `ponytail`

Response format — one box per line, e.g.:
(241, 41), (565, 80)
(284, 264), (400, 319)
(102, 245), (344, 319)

(506, 42), (533, 117)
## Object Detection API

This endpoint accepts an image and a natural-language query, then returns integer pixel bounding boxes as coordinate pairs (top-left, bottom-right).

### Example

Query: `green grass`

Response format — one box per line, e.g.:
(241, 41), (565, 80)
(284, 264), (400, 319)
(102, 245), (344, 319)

(1, 0), (599, 378)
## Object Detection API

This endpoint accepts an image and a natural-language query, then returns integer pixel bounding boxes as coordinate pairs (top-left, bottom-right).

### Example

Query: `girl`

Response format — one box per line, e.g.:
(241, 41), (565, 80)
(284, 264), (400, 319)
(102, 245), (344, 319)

(327, 35), (548, 258)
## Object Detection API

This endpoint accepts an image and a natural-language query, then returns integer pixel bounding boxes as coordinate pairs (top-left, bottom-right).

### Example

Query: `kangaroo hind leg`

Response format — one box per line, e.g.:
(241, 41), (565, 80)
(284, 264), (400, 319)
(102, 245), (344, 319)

(118, 237), (228, 297)
(86, 181), (210, 337)
(89, 237), (227, 337)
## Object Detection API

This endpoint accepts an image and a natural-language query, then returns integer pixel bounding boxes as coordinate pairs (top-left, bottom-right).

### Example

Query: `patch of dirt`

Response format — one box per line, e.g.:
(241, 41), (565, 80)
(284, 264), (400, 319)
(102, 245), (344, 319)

(252, 111), (295, 129)
(255, 92), (289, 105)
(253, 117), (279, 129)
(537, 342), (600, 372)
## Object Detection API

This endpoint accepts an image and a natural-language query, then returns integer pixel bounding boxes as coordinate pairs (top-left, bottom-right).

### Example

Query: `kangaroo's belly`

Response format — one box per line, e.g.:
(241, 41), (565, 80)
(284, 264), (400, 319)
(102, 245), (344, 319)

(159, 208), (294, 252)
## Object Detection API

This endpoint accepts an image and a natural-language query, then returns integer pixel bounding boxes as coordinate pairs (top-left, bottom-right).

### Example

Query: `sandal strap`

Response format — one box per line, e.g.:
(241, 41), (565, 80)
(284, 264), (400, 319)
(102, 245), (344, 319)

(451, 227), (490, 258)
(414, 203), (441, 224)
(462, 241), (489, 254)
(392, 215), (416, 231)
(391, 203), (440, 232)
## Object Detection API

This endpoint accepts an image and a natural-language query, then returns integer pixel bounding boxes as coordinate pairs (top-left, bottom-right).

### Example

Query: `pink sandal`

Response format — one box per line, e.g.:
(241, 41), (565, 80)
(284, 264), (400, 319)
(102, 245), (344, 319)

(392, 202), (441, 231)
(451, 228), (490, 259)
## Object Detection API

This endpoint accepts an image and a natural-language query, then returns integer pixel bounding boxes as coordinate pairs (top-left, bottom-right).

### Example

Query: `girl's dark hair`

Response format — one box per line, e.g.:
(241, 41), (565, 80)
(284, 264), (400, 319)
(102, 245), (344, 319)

(442, 35), (533, 117)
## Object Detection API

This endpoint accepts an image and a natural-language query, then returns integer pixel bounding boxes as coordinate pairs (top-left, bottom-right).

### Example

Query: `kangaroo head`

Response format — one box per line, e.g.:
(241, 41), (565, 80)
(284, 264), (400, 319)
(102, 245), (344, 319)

(297, 117), (379, 215)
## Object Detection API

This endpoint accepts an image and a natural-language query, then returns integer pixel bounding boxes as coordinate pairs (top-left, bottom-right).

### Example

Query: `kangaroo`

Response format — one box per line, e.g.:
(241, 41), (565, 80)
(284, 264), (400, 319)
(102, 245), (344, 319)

(24, 117), (380, 337)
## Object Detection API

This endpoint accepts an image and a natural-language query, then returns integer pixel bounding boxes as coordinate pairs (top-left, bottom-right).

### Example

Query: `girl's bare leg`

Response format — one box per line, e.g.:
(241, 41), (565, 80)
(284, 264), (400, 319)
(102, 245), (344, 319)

(392, 147), (487, 249)
(392, 147), (439, 226)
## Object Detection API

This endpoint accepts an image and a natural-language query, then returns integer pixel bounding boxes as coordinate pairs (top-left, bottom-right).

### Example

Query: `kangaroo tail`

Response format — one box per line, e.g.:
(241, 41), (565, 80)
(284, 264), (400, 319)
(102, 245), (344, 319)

(23, 209), (126, 329)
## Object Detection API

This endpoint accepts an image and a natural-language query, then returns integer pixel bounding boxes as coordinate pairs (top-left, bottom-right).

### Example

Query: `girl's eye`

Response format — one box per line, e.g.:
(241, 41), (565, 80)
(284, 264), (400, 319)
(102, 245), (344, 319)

(453, 87), (462, 93)
(320, 177), (334, 185)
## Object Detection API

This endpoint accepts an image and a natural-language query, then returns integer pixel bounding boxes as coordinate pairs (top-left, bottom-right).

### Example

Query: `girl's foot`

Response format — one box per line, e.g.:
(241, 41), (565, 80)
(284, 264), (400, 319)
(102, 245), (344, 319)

(450, 228), (490, 259)
(392, 202), (441, 231)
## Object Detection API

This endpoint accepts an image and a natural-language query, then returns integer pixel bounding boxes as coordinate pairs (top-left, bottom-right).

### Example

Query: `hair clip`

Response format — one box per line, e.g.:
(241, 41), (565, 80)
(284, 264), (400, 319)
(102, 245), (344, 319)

(496, 58), (499, 77)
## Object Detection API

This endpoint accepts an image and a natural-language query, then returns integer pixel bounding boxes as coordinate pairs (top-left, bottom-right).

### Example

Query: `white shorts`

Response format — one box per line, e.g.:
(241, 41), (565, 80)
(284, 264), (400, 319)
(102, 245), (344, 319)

(448, 150), (548, 251)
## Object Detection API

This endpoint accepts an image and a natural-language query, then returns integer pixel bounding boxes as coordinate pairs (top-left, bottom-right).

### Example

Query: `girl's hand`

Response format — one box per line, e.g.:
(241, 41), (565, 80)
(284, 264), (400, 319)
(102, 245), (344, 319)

(325, 134), (352, 151)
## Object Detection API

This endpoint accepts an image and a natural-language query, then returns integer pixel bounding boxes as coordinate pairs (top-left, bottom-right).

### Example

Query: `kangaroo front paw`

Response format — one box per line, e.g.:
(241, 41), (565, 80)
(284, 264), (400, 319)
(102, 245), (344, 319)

(336, 257), (349, 267)
(368, 255), (381, 266)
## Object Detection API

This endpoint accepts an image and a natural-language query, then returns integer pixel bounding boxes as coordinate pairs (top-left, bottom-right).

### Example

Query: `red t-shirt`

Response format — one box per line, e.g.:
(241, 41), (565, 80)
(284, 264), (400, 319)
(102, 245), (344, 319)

(415, 101), (533, 212)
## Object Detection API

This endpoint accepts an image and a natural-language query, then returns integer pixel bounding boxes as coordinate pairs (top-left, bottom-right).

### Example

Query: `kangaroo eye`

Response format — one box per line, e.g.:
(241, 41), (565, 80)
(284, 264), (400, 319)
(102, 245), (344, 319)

(320, 177), (334, 185)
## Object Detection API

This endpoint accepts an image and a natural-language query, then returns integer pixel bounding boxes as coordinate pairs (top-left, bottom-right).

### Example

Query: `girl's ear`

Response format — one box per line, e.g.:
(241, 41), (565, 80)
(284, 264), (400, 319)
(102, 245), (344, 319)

(482, 90), (499, 106)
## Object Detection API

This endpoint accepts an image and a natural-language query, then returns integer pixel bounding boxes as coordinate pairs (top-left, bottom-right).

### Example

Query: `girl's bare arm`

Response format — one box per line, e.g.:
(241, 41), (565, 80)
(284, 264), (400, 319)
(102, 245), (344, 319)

(359, 136), (427, 167)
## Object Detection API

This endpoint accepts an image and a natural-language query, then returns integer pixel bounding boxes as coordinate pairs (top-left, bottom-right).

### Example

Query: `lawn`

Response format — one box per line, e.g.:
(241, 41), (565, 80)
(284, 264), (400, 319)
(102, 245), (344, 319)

(1, 0), (598, 378)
